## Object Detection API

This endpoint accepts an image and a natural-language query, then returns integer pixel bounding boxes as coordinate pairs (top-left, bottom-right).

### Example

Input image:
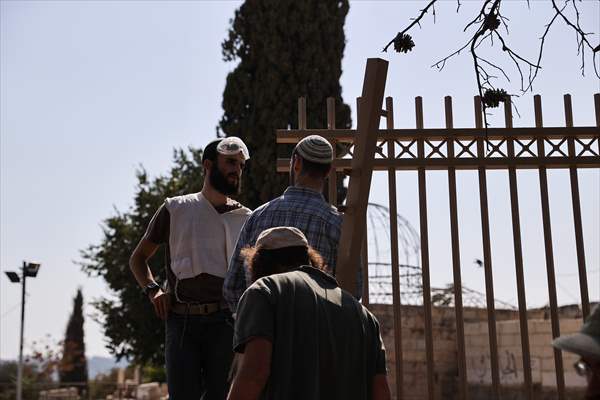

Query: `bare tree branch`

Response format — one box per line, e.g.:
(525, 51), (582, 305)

(572, 0), (589, 75)
(464, 0), (494, 32)
(472, 0), (502, 132)
(431, 39), (473, 70)
(479, 56), (511, 82)
(492, 31), (542, 91)
(382, 0), (438, 52)
(550, 0), (600, 78)
(527, 5), (563, 91)
(382, 0), (600, 120)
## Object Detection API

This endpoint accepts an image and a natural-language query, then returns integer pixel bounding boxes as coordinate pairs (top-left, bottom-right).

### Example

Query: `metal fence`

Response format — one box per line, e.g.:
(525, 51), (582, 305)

(276, 58), (599, 400)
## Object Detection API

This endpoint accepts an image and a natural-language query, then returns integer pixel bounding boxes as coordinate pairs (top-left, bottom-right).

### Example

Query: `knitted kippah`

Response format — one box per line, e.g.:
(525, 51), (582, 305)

(294, 135), (333, 164)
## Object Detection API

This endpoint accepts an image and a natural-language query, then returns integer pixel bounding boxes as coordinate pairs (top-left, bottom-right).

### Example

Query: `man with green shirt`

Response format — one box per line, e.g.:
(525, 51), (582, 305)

(227, 226), (391, 400)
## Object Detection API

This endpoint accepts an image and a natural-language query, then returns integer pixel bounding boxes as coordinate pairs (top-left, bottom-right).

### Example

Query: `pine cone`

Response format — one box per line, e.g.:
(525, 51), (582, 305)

(393, 33), (415, 53)
(482, 88), (508, 108)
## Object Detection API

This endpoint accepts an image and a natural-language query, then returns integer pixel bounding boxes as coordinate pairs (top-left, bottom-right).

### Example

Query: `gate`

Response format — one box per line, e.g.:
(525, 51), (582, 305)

(276, 58), (599, 399)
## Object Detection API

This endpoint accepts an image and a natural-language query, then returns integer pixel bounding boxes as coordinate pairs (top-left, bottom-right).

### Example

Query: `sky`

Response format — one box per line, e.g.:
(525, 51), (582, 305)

(1, 0), (599, 360)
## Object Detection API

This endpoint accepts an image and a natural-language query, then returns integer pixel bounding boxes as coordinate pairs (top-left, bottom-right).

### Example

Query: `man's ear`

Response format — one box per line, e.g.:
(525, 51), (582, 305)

(293, 156), (302, 174)
(203, 159), (212, 172)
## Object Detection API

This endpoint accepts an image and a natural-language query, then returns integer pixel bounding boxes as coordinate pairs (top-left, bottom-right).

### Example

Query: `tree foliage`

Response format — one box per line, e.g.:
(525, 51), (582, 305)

(59, 289), (88, 390)
(0, 336), (64, 399)
(80, 148), (205, 365)
(219, 0), (353, 209)
(0, 361), (53, 400)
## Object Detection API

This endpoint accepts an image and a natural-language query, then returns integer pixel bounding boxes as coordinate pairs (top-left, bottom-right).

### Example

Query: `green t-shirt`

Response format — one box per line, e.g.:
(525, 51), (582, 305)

(233, 266), (387, 400)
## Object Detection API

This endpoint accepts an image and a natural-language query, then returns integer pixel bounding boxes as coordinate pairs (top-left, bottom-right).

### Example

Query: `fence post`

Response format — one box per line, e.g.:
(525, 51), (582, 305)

(336, 58), (388, 297)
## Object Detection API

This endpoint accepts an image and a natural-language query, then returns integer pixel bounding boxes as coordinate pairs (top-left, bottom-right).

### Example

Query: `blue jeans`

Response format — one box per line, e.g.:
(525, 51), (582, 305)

(165, 309), (234, 400)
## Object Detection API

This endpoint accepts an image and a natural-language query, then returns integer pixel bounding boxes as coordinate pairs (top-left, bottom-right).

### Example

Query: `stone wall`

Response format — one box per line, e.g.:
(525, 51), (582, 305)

(465, 318), (586, 389)
(369, 304), (590, 400)
(369, 304), (516, 399)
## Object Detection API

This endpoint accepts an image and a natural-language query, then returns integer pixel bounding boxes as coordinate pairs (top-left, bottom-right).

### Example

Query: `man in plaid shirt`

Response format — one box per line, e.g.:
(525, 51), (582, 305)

(224, 135), (362, 312)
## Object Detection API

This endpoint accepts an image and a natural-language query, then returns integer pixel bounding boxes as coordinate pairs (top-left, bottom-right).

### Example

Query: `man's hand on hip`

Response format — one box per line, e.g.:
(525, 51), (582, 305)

(149, 289), (171, 320)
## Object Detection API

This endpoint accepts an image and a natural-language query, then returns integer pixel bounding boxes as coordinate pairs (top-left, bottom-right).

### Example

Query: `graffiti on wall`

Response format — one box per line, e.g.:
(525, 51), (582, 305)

(467, 350), (541, 385)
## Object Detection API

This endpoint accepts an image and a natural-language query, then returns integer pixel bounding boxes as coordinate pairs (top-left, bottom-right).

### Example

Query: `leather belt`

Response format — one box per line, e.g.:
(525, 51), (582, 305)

(171, 302), (222, 316)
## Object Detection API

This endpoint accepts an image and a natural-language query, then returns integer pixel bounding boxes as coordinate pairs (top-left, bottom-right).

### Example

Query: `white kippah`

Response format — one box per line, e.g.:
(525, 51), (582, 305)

(255, 227), (309, 250)
(294, 135), (333, 164)
(217, 136), (250, 160)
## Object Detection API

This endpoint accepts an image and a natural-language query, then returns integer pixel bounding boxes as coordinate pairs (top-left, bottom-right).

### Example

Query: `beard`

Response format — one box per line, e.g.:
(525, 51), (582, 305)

(210, 165), (240, 196)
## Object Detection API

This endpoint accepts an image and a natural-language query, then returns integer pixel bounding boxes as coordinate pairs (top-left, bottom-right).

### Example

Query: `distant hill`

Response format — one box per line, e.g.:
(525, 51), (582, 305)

(1, 356), (128, 380)
(87, 356), (128, 379)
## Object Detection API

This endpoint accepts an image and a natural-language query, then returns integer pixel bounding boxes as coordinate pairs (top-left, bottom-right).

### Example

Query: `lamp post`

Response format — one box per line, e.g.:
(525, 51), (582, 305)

(4, 261), (41, 400)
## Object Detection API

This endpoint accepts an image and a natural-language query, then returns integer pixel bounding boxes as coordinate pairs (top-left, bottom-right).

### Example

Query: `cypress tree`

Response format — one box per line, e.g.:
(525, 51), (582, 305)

(59, 288), (88, 392)
(220, 0), (352, 209)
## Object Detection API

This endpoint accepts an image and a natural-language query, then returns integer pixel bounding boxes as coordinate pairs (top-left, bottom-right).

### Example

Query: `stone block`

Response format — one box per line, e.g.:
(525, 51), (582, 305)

(530, 343), (554, 359)
(529, 320), (552, 334)
(541, 356), (559, 371)
(497, 333), (520, 347)
(137, 382), (161, 400)
(532, 360), (543, 384)
(402, 338), (420, 351)
(435, 338), (456, 352)
(530, 333), (553, 348)
(541, 371), (557, 387)
(560, 318), (582, 335)
(464, 335), (479, 347)
(464, 322), (485, 335)
(497, 321), (521, 335)
(563, 371), (587, 388)
(464, 328), (477, 337)
(403, 350), (428, 362)
(498, 346), (523, 362)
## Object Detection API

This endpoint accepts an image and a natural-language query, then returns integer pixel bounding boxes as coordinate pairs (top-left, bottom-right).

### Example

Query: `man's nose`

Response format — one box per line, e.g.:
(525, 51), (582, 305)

(231, 163), (242, 174)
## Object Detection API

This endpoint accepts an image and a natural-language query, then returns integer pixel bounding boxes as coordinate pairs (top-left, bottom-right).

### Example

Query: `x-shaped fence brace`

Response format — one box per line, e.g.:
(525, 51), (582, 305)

(333, 135), (598, 163)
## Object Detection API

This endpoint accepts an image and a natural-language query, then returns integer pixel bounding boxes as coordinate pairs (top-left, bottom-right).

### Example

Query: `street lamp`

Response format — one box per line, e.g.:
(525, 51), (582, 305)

(4, 261), (41, 400)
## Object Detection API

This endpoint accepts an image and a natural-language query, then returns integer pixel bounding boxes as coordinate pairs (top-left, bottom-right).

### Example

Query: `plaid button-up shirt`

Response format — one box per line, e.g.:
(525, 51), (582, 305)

(224, 186), (362, 312)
